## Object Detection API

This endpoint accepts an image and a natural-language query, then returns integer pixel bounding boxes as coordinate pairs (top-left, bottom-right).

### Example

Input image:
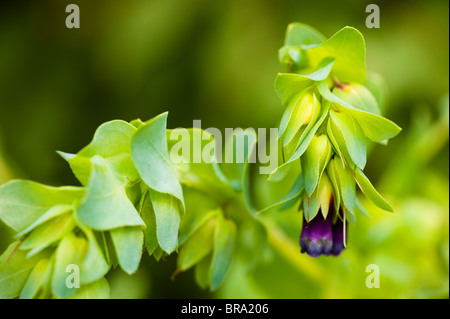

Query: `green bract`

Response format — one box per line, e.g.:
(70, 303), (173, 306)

(0, 22), (400, 298)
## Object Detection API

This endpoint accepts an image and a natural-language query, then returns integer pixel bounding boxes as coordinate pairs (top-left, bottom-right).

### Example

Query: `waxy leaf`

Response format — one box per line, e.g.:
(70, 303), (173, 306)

(333, 83), (380, 115)
(0, 242), (47, 299)
(139, 191), (158, 255)
(269, 100), (330, 182)
(177, 216), (217, 271)
(0, 180), (83, 233)
(301, 134), (331, 195)
(329, 158), (356, 213)
(20, 213), (75, 258)
(210, 214), (236, 291)
(318, 81), (401, 142)
(150, 190), (181, 254)
(354, 167), (394, 212)
(19, 258), (51, 299)
(110, 226), (143, 274)
(76, 156), (145, 230)
(79, 227), (110, 284)
(284, 22), (327, 47)
(52, 234), (88, 299)
(58, 120), (139, 185)
(131, 112), (184, 208)
(68, 277), (110, 299)
(329, 108), (367, 169)
(305, 27), (366, 83)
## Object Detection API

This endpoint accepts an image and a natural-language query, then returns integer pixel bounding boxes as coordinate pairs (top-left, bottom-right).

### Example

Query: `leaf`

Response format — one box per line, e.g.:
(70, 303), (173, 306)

(330, 157), (356, 212)
(79, 227), (110, 284)
(177, 215), (217, 271)
(68, 278), (110, 299)
(131, 112), (184, 208)
(52, 234), (88, 299)
(217, 128), (257, 193)
(110, 226), (143, 275)
(365, 71), (388, 113)
(209, 215), (236, 291)
(58, 120), (138, 185)
(283, 91), (318, 147)
(19, 258), (51, 299)
(318, 81), (401, 142)
(76, 155), (144, 230)
(332, 82), (380, 115)
(269, 100), (330, 182)
(284, 22), (327, 47)
(329, 108), (367, 170)
(194, 254), (212, 289)
(326, 158), (341, 213)
(178, 188), (220, 245)
(256, 173), (304, 215)
(20, 213), (75, 258)
(150, 190), (181, 254)
(167, 128), (233, 197)
(301, 134), (331, 195)
(354, 167), (394, 212)
(15, 204), (73, 239)
(139, 191), (158, 255)
(0, 180), (84, 233)
(0, 242), (47, 299)
(279, 23), (326, 71)
(305, 26), (366, 83)
(237, 220), (268, 270)
(303, 192), (320, 222)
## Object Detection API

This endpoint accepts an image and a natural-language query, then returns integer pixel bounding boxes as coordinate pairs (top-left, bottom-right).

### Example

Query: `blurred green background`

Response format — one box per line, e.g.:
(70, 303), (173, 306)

(0, 0), (448, 298)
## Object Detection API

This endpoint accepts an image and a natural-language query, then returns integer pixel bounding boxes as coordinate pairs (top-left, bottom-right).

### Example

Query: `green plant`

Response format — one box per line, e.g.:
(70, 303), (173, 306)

(0, 23), (400, 299)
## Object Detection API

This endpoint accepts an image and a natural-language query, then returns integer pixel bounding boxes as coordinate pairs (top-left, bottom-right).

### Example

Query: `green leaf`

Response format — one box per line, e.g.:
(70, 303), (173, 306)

(58, 120), (138, 185)
(329, 108), (367, 169)
(167, 128), (233, 197)
(68, 277), (110, 299)
(76, 156), (144, 230)
(326, 158), (341, 213)
(20, 213), (75, 257)
(194, 254), (212, 289)
(150, 190), (181, 254)
(0, 180), (84, 233)
(209, 215), (236, 291)
(303, 192), (320, 222)
(305, 26), (366, 83)
(237, 220), (267, 270)
(110, 226), (143, 275)
(0, 242), (48, 299)
(217, 129), (257, 193)
(79, 227), (110, 284)
(330, 157), (356, 212)
(269, 100), (329, 182)
(131, 112), (184, 208)
(365, 72), (388, 113)
(283, 91), (318, 147)
(354, 167), (394, 212)
(139, 191), (158, 255)
(178, 188), (220, 245)
(177, 215), (217, 271)
(332, 82), (380, 115)
(52, 234), (88, 299)
(318, 81), (401, 142)
(19, 258), (51, 299)
(15, 204), (73, 239)
(284, 22), (327, 47)
(301, 134), (332, 195)
(256, 173), (304, 215)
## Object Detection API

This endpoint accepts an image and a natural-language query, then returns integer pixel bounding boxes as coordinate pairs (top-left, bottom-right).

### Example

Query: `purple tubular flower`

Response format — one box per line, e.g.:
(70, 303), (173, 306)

(331, 217), (346, 256)
(299, 213), (333, 257)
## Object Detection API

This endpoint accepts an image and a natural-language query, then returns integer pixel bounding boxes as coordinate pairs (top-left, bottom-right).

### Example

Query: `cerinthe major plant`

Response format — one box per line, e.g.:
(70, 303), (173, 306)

(0, 23), (401, 298)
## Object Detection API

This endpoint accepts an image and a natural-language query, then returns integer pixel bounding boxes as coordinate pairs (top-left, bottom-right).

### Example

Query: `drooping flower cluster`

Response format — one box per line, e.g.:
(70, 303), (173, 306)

(270, 23), (401, 257)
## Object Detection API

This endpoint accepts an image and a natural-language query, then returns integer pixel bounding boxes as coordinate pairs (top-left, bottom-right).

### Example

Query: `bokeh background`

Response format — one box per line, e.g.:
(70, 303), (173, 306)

(0, 0), (448, 298)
